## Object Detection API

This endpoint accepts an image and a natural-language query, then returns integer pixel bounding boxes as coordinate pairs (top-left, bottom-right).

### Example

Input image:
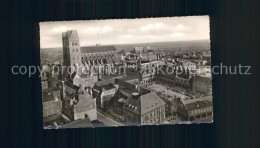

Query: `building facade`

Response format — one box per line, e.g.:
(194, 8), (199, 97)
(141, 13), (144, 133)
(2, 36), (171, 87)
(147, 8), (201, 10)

(42, 88), (62, 123)
(61, 81), (97, 121)
(192, 76), (212, 94)
(123, 92), (166, 125)
(92, 79), (118, 109)
(177, 98), (213, 121)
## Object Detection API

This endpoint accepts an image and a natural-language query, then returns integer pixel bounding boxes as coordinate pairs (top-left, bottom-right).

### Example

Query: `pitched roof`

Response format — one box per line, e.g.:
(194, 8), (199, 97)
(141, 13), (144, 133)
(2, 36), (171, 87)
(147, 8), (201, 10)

(125, 92), (166, 115)
(183, 100), (212, 111)
(81, 46), (116, 53)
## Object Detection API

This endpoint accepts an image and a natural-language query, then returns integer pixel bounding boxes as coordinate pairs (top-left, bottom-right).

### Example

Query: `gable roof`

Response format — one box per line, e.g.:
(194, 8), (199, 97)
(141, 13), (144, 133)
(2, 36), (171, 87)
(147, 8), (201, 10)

(139, 92), (166, 115)
(81, 46), (116, 53)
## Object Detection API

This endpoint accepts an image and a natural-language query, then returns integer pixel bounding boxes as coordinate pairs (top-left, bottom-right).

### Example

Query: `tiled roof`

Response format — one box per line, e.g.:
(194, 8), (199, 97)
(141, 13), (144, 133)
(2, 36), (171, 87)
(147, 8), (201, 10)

(125, 92), (166, 115)
(81, 46), (116, 53)
(183, 100), (212, 111)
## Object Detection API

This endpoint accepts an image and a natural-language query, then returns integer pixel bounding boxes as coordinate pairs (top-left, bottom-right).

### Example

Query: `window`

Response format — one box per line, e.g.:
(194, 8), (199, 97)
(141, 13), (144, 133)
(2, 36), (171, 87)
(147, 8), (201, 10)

(76, 48), (78, 52)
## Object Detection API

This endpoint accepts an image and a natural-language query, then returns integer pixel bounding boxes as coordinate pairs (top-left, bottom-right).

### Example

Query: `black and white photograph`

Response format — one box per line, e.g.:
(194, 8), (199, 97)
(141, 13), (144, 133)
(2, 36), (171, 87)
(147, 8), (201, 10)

(40, 16), (213, 129)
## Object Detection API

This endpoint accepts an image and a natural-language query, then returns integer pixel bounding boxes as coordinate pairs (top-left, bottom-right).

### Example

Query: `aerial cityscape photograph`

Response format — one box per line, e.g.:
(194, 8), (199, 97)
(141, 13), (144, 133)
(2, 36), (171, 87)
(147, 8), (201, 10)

(40, 16), (213, 129)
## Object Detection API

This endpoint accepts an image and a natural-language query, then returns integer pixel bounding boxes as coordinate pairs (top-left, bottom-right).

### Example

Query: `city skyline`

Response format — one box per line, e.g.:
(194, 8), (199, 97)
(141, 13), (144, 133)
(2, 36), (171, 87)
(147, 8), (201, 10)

(40, 16), (210, 48)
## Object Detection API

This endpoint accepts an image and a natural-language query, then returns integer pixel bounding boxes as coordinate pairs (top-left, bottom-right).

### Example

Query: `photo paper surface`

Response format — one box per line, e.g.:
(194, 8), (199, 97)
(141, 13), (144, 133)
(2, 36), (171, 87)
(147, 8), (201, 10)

(40, 16), (213, 129)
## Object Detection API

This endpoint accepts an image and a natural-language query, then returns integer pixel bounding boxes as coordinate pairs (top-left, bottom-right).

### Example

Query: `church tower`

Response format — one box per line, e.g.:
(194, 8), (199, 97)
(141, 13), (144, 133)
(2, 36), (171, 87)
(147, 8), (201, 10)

(62, 30), (82, 70)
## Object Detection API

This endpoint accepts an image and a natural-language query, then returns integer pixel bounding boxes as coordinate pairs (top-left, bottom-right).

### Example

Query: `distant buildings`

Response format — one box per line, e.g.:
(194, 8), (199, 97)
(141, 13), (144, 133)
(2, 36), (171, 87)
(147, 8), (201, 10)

(155, 65), (193, 91)
(192, 76), (212, 94)
(125, 61), (159, 83)
(41, 30), (213, 128)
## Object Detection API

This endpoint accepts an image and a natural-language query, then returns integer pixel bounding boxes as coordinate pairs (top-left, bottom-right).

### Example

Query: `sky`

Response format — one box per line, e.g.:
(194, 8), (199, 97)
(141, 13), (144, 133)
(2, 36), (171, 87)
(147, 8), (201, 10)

(40, 16), (209, 48)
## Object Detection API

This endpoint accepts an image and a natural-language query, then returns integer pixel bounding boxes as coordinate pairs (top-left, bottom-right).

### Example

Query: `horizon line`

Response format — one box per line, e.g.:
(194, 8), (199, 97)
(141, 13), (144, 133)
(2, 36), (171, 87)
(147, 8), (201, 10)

(41, 39), (210, 49)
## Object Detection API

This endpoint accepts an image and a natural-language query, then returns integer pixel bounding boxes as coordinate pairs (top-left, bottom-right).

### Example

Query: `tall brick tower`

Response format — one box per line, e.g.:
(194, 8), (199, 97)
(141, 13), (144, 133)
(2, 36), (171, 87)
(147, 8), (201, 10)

(62, 30), (82, 69)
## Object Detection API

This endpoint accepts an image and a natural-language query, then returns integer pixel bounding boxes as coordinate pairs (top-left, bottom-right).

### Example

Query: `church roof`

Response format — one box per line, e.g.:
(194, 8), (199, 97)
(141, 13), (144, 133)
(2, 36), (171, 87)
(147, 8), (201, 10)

(81, 46), (116, 53)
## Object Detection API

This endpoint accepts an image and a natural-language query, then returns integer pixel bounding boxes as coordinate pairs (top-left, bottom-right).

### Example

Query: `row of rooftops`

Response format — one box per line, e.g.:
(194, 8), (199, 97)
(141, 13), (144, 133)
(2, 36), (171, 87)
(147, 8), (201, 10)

(93, 77), (166, 115)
